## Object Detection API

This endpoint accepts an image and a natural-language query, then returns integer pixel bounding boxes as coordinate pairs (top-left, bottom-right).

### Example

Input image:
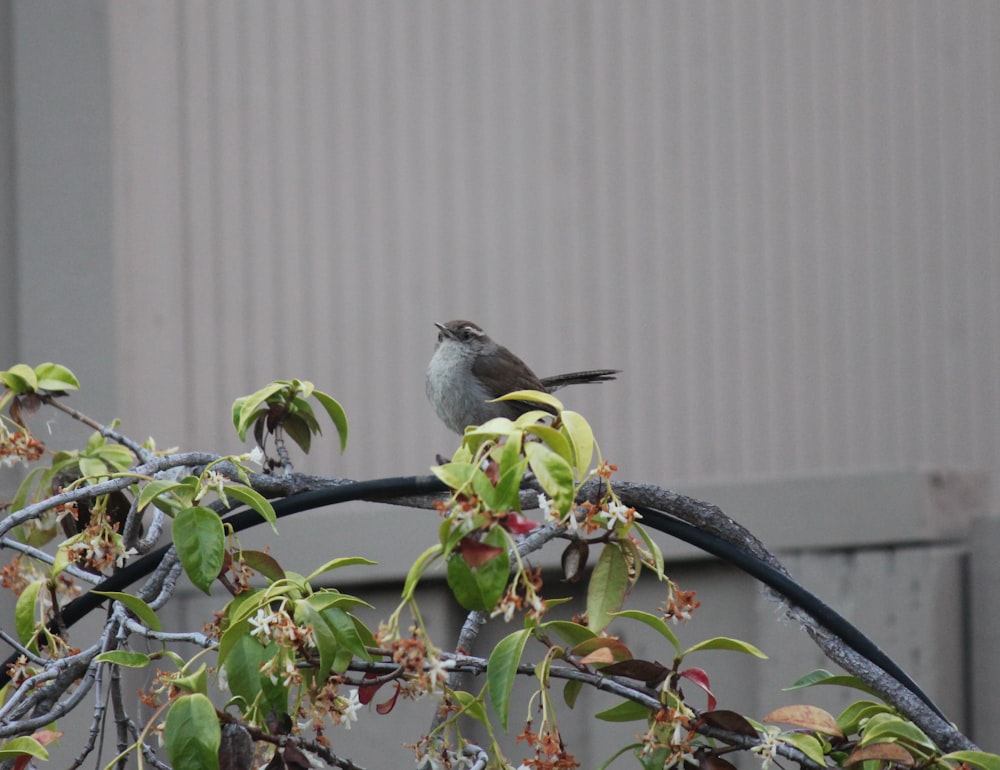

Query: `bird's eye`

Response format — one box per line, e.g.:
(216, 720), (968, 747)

(459, 328), (473, 341)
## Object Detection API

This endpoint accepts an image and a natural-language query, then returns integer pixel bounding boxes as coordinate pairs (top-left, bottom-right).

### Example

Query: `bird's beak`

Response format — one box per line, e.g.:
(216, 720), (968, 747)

(434, 321), (452, 339)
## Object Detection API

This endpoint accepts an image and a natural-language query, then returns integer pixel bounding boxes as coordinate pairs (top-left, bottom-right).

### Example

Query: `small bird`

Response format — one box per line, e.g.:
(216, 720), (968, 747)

(426, 319), (620, 434)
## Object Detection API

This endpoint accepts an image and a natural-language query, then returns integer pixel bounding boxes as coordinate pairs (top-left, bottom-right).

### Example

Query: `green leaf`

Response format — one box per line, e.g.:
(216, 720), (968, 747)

(305, 556), (376, 584)
(682, 636), (767, 659)
(34, 362), (80, 392)
(859, 713), (935, 750)
(92, 590), (163, 631)
(492, 389), (564, 412)
(610, 610), (681, 654)
(837, 700), (891, 734)
(587, 543), (630, 633)
(164, 693), (220, 770)
(233, 383), (286, 439)
(472, 460), (526, 512)
(139, 478), (196, 512)
(633, 523), (666, 579)
(560, 410), (595, 480)
(563, 678), (583, 709)
(0, 736), (49, 761)
(15, 580), (43, 646)
(238, 550), (286, 583)
(172, 662), (209, 695)
(282, 414), (313, 454)
(311, 390), (349, 453)
(0, 364), (38, 393)
(451, 690), (490, 727)
(95, 444), (135, 470)
(540, 620), (597, 649)
(304, 590), (372, 613)
(523, 424), (575, 468)
(95, 651), (152, 668)
(293, 600), (339, 682)
(785, 668), (879, 697)
(431, 462), (477, 494)
(782, 733), (827, 765)
(446, 528), (510, 611)
(942, 752), (1000, 770)
(402, 545), (442, 601)
(524, 443), (574, 516)
(172, 506), (225, 595)
(78, 456), (109, 480)
(594, 699), (652, 722)
(223, 633), (279, 705)
(320, 606), (373, 665)
(487, 629), (530, 731)
(223, 484), (278, 533)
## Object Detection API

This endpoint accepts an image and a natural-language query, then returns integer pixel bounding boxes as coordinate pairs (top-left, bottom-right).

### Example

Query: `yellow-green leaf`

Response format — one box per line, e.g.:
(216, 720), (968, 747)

(311, 390), (349, 452)
(487, 629), (530, 731)
(610, 609), (681, 653)
(15, 579), (44, 645)
(95, 651), (152, 668)
(587, 543), (630, 633)
(34, 363), (80, 392)
(524, 443), (574, 515)
(682, 636), (767, 659)
(560, 410), (595, 479)
(0, 736), (49, 761)
(0, 364), (38, 393)
(92, 590), (162, 631)
(942, 752), (1000, 770)
(493, 389), (564, 412)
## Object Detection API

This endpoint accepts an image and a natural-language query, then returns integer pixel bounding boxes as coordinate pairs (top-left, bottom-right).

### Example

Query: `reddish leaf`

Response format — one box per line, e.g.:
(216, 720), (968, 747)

(699, 710), (758, 737)
(358, 671), (384, 705)
(679, 667), (717, 711)
(376, 681), (402, 715)
(764, 704), (845, 738)
(571, 636), (633, 662)
(29, 730), (61, 747)
(579, 647), (616, 665)
(456, 537), (504, 568)
(845, 743), (915, 766)
(501, 512), (538, 535)
(600, 659), (670, 687)
(482, 457), (500, 485)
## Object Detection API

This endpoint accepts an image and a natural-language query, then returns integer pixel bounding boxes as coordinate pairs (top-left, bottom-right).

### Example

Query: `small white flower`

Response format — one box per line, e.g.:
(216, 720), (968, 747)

(338, 688), (361, 730)
(604, 500), (639, 529)
(281, 658), (299, 687)
(537, 492), (555, 519)
(216, 666), (229, 692)
(115, 547), (138, 568)
(426, 655), (456, 690)
(248, 608), (277, 641)
(750, 726), (782, 770)
(246, 446), (266, 467)
(204, 469), (227, 497)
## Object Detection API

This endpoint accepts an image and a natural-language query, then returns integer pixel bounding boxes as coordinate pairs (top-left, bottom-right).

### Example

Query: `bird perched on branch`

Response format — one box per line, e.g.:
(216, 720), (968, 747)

(425, 319), (620, 434)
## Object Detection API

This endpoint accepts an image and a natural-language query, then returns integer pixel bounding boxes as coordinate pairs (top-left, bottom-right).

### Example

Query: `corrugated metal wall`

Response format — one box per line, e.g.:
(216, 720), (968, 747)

(106, 1), (999, 491)
(4, 1), (999, 762)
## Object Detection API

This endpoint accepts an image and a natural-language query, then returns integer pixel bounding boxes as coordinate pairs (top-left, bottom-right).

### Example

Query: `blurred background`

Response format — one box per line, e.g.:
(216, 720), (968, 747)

(1, 0), (998, 764)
